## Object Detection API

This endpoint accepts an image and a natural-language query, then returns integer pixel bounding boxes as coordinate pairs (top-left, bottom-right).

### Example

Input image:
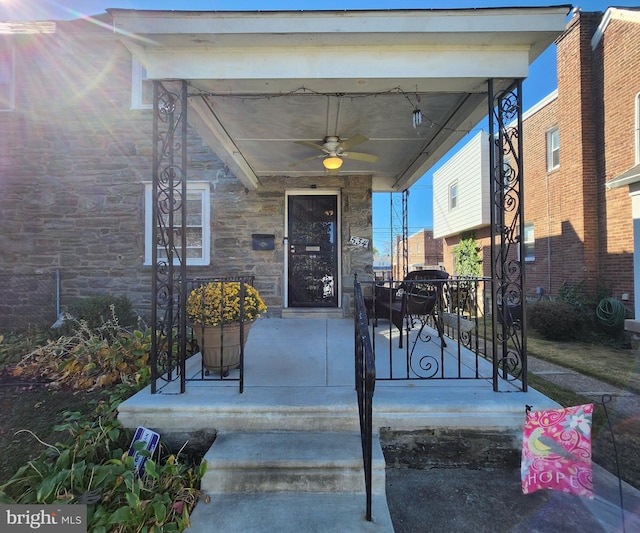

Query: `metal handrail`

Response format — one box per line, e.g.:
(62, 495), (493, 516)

(354, 278), (376, 521)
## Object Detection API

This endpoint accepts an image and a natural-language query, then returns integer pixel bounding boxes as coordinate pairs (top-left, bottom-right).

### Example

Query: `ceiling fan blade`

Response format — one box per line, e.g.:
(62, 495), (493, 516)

(339, 134), (369, 151)
(295, 140), (326, 152)
(344, 151), (379, 163)
(289, 154), (323, 168)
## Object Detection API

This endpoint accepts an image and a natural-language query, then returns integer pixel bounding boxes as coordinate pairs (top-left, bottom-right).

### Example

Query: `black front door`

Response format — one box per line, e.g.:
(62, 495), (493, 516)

(287, 195), (338, 307)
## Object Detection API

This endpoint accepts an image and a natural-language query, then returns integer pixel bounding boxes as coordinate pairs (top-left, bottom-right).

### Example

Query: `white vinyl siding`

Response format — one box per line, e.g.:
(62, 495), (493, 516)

(433, 131), (490, 239)
(144, 181), (211, 266)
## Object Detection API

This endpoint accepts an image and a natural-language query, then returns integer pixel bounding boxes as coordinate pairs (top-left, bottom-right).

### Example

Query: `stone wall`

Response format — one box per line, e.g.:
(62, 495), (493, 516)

(0, 22), (373, 329)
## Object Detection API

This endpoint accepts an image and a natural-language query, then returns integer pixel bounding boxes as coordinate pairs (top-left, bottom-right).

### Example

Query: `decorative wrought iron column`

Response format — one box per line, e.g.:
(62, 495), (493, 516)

(151, 80), (189, 394)
(402, 189), (409, 279)
(488, 79), (528, 392)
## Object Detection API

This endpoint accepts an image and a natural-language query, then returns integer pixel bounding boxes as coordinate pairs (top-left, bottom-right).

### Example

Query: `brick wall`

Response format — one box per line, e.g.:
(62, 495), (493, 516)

(521, 98), (558, 298)
(519, 10), (636, 306)
(393, 229), (443, 278)
(594, 16), (638, 302)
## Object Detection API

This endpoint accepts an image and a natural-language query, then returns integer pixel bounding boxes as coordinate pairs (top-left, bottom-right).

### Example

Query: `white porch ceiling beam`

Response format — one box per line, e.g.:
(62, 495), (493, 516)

(109, 8), (567, 50)
(141, 47), (530, 85)
(189, 96), (260, 190)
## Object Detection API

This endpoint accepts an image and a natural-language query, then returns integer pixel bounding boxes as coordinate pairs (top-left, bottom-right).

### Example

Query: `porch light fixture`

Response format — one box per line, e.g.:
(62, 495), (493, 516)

(323, 156), (343, 170)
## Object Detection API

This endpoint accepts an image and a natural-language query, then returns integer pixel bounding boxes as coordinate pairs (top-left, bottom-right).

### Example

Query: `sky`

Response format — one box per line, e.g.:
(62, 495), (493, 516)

(1, 0), (636, 254)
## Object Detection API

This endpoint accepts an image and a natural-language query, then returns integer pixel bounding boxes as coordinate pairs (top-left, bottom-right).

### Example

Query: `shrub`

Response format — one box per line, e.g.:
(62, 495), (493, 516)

(65, 295), (139, 332)
(528, 300), (586, 341)
(12, 320), (151, 392)
(0, 328), (50, 371)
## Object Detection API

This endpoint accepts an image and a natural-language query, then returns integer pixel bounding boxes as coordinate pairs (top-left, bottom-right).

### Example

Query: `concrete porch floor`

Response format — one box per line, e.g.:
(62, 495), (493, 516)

(117, 317), (558, 437)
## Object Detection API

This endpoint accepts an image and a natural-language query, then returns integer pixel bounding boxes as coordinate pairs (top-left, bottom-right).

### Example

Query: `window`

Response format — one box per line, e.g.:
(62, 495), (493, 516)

(546, 127), (559, 171)
(523, 222), (535, 262)
(636, 93), (640, 165)
(0, 45), (15, 111)
(449, 181), (458, 210)
(131, 57), (153, 109)
(144, 181), (211, 266)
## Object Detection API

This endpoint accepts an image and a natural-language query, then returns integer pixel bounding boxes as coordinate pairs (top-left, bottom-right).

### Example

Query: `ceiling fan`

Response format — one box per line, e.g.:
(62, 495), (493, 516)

(290, 134), (379, 171)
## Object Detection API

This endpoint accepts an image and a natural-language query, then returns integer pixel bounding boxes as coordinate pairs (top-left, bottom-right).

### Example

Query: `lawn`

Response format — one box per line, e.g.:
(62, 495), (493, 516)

(526, 331), (640, 491)
(527, 333), (640, 394)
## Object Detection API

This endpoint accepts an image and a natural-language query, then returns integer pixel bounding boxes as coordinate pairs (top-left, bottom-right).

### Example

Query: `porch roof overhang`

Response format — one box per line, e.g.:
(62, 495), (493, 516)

(109, 7), (569, 192)
(606, 163), (640, 190)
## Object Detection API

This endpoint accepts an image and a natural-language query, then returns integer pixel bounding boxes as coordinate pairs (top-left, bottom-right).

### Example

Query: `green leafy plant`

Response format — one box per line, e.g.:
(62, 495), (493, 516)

(556, 281), (590, 309)
(64, 295), (139, 333)
(0, 403), (205, 533)
(453, 233), (482, 277)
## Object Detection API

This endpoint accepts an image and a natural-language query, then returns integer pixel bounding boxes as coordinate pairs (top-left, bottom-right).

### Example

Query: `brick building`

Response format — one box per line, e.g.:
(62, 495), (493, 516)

(434, 8), (640, 312)
(392, 229), (444, 279)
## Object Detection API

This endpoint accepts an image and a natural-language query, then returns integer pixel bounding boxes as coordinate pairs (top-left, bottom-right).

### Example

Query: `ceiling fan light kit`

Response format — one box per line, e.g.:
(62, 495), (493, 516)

(293, 133), (377, 172)
(323, 156), (343, 170)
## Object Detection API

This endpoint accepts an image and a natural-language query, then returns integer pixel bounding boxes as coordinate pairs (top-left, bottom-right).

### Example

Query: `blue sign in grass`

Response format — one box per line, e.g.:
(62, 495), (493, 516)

(128, 426), (160, 476)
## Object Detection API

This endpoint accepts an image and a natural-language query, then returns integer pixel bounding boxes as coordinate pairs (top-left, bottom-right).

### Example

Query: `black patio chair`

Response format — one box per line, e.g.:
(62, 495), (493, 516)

(403, 269), (449, 350)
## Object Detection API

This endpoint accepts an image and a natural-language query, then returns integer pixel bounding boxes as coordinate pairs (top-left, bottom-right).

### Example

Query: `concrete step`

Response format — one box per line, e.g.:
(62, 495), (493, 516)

(201, 431), (386, 494)
(186, 492), (394, 533)
(281, 307), (345, 319)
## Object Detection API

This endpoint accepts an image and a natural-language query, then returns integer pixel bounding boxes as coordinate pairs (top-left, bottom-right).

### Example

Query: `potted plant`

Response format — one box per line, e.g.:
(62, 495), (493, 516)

(186, 281), (267, 374)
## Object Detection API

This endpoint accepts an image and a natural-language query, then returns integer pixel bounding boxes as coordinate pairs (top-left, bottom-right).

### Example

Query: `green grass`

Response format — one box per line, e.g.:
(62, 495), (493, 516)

(527, 331), (640, 394)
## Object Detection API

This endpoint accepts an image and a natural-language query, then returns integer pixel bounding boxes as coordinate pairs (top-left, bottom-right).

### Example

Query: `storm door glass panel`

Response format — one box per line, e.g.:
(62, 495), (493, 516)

(288, 195), (338, 307)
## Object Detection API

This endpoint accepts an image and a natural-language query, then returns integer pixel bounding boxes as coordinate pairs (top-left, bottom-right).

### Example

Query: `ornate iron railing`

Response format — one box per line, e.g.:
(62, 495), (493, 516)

(363, 274), (526, 391)
(354, 278), (376, 522)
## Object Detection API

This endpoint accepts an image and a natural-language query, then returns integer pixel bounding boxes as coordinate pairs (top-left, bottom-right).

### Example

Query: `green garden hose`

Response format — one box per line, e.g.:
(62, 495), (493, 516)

(595, 297), (627, 330)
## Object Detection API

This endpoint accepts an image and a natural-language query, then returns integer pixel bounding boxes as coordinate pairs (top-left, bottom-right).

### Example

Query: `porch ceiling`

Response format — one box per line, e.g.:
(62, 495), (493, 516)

(109, 7), (569, 192)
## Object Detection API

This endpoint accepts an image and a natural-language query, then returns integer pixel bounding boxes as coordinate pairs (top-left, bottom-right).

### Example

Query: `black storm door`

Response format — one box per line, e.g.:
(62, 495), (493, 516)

(288, 195), (338, 307)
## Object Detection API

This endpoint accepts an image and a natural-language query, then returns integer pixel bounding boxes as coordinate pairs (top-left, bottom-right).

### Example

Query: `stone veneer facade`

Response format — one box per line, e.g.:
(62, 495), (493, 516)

(0, 17), (373, 329)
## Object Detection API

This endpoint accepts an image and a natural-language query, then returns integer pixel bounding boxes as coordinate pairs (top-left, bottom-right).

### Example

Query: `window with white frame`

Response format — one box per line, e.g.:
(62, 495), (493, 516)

(0, 45), (15, 111)
(144, 181), (211, 266)
(636, 92), (640, 163)
(131, 57), (153, 109)
(546, 127), (560, 171)
(449, 181), (458, 210)
(523, 222), (535, 262)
